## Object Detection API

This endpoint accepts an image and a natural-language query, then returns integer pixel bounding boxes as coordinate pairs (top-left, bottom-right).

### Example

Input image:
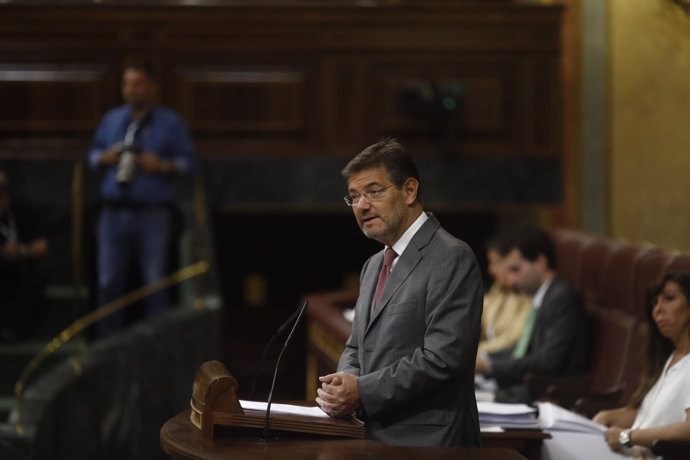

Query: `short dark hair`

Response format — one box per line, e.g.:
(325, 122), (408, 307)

(485, 233), (511, 257)
(341, 138), (422, 200)
(124, 60), (157, 82)
(506, 226), (556, 269)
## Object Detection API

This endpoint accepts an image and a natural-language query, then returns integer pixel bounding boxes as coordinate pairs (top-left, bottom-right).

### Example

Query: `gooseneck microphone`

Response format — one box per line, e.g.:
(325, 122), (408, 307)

(248, 300), (308, 400)
(262, 300), (309, 441)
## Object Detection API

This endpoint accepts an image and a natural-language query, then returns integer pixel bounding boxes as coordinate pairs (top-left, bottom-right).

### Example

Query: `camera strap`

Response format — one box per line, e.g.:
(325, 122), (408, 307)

(123, 120), (141, 146)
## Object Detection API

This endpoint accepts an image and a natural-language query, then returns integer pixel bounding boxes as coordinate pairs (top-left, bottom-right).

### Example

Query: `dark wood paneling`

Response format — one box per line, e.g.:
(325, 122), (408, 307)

(368, 58), (526, 155)
(0, 64), (111, 133)
(0, 1), (563, 159)
(176, 67), (310, 134)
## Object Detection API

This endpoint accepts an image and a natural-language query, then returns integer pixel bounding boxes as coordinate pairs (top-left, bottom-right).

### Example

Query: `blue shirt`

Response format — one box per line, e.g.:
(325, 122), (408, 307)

(88, 105), (197, 205)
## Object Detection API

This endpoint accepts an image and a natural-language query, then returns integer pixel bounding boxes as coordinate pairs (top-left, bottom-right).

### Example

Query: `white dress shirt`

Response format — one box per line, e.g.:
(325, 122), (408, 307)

(532, 276), (553, 311)
(388, 211), (429, 270)
(632, 351), (690, 430)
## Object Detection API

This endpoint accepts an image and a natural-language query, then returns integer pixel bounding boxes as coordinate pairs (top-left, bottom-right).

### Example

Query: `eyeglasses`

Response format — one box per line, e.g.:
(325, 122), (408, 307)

(344, 184), (395, 207)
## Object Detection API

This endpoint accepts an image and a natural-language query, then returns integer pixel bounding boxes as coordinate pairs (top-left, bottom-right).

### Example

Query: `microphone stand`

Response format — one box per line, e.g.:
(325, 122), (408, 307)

(248, 302), (305, 400)
(262, 300), (309, 442)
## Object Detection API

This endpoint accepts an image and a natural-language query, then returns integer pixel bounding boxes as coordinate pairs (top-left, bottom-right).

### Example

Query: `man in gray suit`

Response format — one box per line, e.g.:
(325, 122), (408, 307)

(475, 227), (590, 403)
(314, 138), (483, 447)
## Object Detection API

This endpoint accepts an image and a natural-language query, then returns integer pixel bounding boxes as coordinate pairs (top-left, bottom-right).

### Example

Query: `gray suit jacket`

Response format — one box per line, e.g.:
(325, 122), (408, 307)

(337, 213), (483, 447)
(490, 275), (590, 403)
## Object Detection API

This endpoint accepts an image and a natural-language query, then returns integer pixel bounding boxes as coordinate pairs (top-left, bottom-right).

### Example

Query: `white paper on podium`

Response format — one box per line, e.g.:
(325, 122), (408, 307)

(239, 400), (330, 418)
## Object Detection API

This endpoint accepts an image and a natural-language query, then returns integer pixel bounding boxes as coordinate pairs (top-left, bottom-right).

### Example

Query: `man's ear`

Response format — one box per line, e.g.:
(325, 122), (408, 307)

(403, 178), (419, 205)
(536, 254), (549, 271)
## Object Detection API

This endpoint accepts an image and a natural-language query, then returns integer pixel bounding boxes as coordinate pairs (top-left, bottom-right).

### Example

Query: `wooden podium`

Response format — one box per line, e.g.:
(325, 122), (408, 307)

(161, 411), (528, 460)
(189, 360), (364, 439)
(166, 360), (531, 460)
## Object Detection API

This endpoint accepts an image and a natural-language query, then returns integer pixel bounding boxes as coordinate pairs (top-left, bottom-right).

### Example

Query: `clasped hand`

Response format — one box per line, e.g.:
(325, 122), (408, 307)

(101, 147), (171, 175)
(315, 372), (360, 418)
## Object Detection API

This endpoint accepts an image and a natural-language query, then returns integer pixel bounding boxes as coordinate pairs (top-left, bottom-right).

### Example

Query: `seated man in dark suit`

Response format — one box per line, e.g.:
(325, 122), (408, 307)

(475, 226), (589, 403)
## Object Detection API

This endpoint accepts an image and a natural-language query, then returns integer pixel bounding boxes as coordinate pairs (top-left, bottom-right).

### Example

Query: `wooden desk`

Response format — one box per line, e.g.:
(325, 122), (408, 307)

(161, 411), (527, 460)
(482, 431), (550, 460)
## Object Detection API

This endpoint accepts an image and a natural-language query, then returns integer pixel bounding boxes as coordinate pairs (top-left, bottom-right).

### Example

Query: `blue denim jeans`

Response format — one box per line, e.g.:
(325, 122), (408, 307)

(96, 206), (172, 337)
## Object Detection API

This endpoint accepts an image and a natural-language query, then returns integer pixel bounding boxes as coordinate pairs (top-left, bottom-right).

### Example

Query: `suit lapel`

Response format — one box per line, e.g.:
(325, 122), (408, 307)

(359, 252), (383, 330)
(365, 246), (421, 333)
(364, 213), (440, 337)
(530, 276), (560, 345)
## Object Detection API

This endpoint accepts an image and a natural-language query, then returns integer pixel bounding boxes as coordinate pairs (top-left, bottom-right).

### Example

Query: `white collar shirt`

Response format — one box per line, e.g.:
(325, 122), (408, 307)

(632, 351), (690, 430)
(387, 212), (429, 270)
(532, 276), (553, 310)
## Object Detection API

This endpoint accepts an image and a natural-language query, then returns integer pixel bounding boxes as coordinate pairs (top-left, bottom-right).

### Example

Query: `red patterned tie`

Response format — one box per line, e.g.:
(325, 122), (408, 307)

(374, 247), (398, 308)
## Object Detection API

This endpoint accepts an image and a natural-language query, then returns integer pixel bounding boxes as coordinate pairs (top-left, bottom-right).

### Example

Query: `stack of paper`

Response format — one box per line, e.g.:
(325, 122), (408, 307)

(240, 400), (329, 418)
(478, 401), (539, 429)
(537, 401), (607, 434)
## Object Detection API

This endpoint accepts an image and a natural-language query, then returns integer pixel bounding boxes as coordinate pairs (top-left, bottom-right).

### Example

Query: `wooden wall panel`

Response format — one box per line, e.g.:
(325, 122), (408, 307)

(368, 58), (524, 155)
(176, 68), (310, 134)
(0, 65), (110, 133)
(0, 1), (563, 160)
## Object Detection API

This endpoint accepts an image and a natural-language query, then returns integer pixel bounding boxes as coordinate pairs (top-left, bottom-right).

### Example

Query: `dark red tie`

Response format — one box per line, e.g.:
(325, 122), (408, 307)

(374, 247), (398, 308)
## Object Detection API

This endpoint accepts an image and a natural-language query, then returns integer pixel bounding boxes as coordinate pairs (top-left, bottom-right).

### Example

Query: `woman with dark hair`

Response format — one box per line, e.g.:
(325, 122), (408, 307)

(593, 272), (690, 455)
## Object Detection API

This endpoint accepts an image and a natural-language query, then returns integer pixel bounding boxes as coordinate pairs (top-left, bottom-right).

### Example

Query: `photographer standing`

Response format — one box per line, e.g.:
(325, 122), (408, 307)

(87, 61), (197, 337)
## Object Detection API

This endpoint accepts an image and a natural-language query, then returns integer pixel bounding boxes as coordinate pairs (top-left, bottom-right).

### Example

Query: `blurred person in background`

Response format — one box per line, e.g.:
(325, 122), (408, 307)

(475, 226), (589, 403)
(0, 170), (49, 342)
(593, 272), (690, 457)
(477, 234), (532, 356)
(87, 61), (197, 337)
